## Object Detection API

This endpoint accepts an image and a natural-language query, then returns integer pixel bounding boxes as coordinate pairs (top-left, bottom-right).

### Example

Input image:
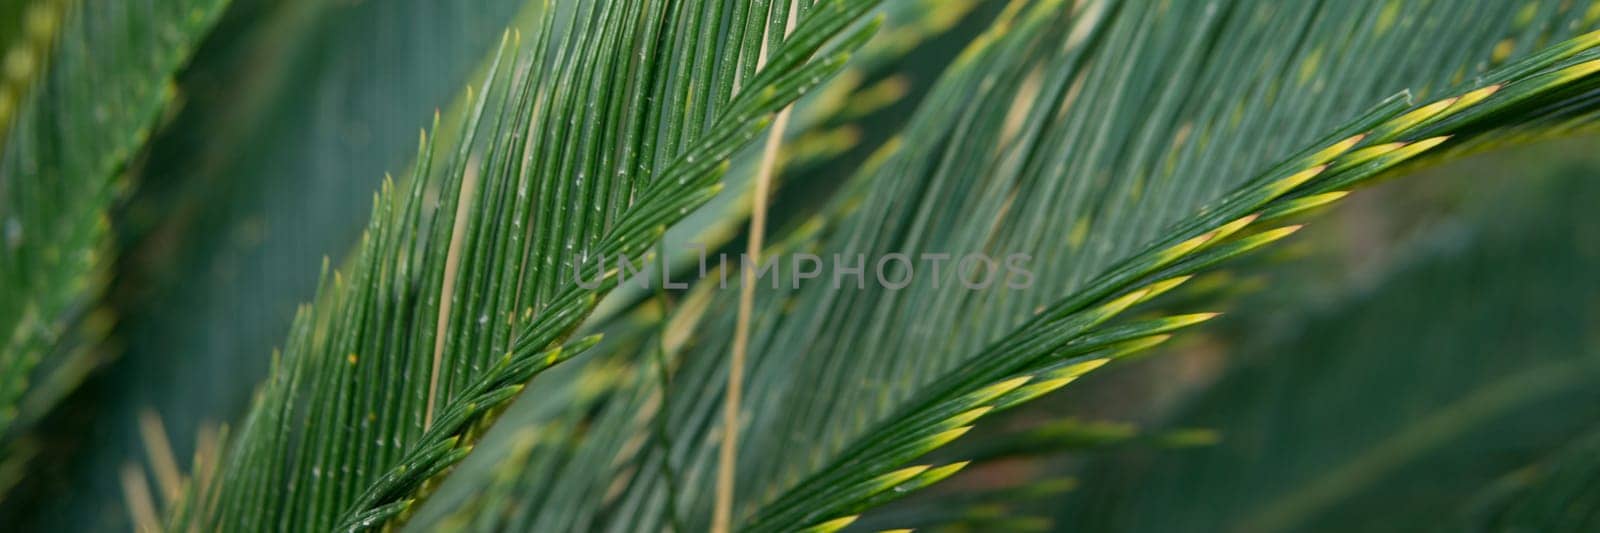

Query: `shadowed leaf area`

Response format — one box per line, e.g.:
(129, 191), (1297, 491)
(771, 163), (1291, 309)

(1, 0), (530, 529)
(1, 0), (229, 440)
(1060, 161), (1600, 533)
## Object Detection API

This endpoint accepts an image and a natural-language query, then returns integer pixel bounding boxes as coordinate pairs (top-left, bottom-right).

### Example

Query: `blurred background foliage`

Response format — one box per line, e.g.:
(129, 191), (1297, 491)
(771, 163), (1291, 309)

(5, 0), (525, 527)
(5, 0), (1600, 531)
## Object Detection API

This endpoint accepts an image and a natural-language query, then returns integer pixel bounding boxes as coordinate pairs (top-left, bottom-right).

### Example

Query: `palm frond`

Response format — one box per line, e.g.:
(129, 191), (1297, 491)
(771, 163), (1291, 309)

(1060, 154), (1600, 533)
(0, 0), (228, 437)
(594, 0), (996, 321)
(729, 4), (1600, 526)
(401, 3), (999, 529)
(18, 1), (536, 528)
(403, 1), (1600, 531)
(186, 1), (885, 530)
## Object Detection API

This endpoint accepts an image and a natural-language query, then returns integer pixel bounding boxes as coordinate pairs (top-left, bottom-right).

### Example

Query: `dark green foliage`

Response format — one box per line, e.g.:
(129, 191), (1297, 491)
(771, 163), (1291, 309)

(10, 1), (1600, 532)
(1468, 428), (1600, 532)
(1059, 159), (1600, 533)
(10, 1), (532, 529)
(0, 0), (229, 438)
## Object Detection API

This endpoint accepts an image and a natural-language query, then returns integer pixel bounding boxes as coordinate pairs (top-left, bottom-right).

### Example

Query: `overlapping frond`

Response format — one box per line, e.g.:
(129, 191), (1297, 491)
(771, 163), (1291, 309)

(187, 1), (884, 530)
(0, 0), (229, 436)
(1061, 155), (1600, 533)
(409, 1), (1600, 531)
(731, 9), (1600, 530)
(395, 4), (998, 529)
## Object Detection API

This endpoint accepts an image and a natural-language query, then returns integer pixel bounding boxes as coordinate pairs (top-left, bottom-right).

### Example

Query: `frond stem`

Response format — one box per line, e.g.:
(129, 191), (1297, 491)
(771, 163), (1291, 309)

(716, 5), (797, 531)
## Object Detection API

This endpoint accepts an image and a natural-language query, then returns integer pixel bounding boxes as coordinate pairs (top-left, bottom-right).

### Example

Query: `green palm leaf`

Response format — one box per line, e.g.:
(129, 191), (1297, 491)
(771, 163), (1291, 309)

(397, 1), (1600, 531)
(185, 1), (885, 530)
(90, 1), (1600, 532)
(403, 4), (998, 528)
(1059, 149), (1600, 533)
(592, 0), (995, 321)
